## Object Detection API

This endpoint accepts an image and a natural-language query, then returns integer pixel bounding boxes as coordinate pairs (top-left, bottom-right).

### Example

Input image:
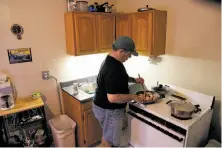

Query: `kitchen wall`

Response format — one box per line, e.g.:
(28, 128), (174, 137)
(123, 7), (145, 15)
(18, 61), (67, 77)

(118, 0), (221, 141)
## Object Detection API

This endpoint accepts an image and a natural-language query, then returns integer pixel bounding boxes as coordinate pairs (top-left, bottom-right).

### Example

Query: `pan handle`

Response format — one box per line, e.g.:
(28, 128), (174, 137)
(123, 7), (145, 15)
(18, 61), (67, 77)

(166, 100), (172, 104)
(171, 94), (186, 100)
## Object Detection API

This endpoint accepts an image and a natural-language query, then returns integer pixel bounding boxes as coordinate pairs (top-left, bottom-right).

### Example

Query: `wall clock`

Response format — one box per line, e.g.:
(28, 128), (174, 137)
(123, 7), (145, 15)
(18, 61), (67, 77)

(11, 24), (24, 40)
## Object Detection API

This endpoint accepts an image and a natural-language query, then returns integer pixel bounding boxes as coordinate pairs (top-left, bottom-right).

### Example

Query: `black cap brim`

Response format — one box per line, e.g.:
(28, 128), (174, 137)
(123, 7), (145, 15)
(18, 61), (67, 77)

(131, 50), (139, 56)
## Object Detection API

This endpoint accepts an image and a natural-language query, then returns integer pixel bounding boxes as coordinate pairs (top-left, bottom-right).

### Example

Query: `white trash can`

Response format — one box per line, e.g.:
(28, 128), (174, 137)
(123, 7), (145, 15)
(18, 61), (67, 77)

(49, 115), (76, 147)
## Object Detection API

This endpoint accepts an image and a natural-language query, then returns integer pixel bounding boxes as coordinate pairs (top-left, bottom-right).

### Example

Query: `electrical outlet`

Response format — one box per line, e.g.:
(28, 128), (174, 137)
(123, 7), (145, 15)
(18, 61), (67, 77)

(42, 71), (51, 80)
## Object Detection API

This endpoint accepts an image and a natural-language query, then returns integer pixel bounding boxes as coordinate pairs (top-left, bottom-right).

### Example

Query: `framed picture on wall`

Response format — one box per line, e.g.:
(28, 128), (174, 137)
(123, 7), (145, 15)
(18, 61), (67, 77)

(7, 48), (32, 64)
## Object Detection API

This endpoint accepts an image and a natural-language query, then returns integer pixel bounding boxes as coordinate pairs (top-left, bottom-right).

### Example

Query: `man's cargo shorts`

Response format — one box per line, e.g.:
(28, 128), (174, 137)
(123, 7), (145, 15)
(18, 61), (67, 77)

(92, 102), (126, 146)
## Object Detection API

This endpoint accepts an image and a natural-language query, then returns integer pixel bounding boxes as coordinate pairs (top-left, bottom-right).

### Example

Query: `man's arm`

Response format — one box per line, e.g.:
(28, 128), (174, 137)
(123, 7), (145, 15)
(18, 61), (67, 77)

(128, 76), (136, 83)
(129, 76), (145, 84)
(107, 93), (144, 104)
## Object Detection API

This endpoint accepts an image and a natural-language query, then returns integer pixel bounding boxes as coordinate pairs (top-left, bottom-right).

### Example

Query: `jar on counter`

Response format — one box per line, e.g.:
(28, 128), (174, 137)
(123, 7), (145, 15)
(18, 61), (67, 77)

(73, 83), (79, 95)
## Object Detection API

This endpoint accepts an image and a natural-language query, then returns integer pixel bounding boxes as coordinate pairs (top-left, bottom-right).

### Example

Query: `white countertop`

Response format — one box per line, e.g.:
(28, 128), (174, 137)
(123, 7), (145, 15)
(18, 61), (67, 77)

(62, 86), (94, 102)
(62, 82), (138, 103)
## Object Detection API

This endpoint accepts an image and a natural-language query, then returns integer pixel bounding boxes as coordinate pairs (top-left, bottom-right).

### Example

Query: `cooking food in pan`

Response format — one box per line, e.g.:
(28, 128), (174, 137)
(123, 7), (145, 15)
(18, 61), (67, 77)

(136, 91), (161, 104)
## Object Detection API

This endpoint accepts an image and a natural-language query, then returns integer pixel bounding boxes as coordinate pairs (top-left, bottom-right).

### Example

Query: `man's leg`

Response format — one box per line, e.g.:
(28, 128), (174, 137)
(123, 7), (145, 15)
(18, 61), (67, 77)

(101, 136), (111, 147)
(103, 108), (125, 147)
(92, 103), (107, 147)
(97, 137), (111, 147)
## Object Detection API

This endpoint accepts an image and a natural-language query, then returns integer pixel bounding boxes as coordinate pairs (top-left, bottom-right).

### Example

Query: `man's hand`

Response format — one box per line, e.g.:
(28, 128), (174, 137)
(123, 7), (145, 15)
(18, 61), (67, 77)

(135, 77), (144, 84)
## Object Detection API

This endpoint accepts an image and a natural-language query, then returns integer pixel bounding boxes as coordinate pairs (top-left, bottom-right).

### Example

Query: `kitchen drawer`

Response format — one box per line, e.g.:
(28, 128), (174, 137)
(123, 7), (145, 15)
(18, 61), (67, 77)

(81, 100), (93, 111)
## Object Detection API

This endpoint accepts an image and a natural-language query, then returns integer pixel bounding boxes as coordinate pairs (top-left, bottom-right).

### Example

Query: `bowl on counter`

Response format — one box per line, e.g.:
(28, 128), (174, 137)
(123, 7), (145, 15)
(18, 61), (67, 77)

(30, 92), (41, 100)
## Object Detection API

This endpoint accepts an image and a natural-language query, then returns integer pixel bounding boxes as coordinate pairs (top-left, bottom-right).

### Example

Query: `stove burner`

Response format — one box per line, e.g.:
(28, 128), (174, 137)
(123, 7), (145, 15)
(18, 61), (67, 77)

(171, 114), (192, 120)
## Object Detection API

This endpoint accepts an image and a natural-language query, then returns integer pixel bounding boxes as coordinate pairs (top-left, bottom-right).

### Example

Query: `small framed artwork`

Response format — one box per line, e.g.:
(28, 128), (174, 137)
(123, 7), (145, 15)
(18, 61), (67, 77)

(7, 48), (32, 64)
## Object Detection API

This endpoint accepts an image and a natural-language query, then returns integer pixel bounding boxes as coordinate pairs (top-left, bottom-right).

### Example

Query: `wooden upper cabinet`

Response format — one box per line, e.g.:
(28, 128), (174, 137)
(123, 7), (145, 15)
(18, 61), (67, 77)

(132, 12), (151, 55)
(74, 13), (97, 55)
(64, 11), (167, 57)
(152, 10), (167, 56)
(65, 12), (97, 56)
(97, 14), (115, 52)
(116, 14), (132, 39)
(131, 10), (167, 56)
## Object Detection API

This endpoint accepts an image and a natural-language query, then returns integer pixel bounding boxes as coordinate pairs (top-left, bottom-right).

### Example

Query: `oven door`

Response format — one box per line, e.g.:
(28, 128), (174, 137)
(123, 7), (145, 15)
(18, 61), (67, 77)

(128, 111), (185, 147)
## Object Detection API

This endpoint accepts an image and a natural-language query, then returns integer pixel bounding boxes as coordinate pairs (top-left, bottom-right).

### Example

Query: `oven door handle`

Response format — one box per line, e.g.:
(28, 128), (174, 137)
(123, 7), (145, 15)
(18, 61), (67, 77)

(127, 111), (184, 143)
(128, 111), (150, 126)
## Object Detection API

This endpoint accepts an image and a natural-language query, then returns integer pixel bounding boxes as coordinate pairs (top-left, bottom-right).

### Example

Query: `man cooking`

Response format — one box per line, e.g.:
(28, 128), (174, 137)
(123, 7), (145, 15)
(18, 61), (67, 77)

(92, 36), (146, 147)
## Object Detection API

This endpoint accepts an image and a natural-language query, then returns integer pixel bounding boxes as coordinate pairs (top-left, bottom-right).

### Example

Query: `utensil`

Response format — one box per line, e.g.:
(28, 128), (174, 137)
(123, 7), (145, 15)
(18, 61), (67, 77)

(138, 74), (146, 97)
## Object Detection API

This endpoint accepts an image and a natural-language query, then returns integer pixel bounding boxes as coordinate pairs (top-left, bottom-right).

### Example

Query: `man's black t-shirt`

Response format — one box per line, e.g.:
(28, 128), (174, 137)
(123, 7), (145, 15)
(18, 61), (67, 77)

(93, 55), (129, 109)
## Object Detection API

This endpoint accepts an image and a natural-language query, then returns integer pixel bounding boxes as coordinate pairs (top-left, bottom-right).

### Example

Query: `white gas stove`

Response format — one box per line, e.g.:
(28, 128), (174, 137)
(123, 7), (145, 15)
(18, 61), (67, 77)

(128, 84), (215, 147)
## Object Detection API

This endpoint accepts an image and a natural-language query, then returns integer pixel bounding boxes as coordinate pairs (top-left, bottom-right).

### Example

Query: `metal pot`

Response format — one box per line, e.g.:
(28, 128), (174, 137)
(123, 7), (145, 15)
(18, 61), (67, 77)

(166, 100), (199, 119)
(138, 5), (155, 12)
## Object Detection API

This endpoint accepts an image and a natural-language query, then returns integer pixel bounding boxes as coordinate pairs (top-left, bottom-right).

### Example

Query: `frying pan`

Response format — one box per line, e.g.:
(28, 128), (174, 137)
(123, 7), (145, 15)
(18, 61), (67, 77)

(135, 90), (161, 104)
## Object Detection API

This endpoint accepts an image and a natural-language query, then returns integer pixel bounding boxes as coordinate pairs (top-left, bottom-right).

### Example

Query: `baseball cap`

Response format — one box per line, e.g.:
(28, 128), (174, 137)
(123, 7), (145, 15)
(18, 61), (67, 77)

(112, 36), (138, 56)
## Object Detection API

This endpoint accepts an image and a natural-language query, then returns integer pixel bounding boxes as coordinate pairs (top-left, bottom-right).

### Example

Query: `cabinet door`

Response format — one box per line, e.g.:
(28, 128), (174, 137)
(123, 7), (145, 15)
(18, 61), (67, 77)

(131, 12), (153, 56)
(83, 108), (102, 146)
(116, 14), (132, 39)
(97, 14), (115, 52)
(74, 13), (97, 55)
(62, 92), (85, 147)
(152, 10), (167, 56)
